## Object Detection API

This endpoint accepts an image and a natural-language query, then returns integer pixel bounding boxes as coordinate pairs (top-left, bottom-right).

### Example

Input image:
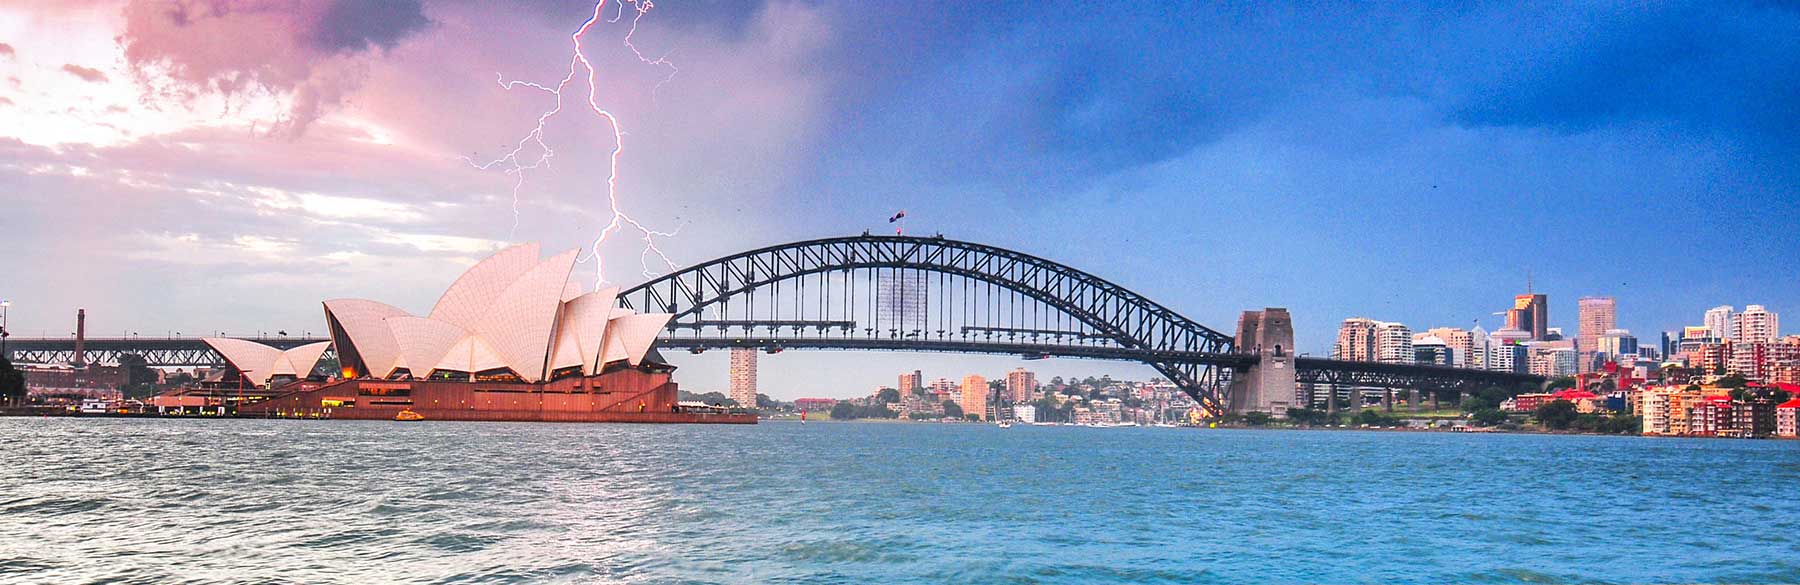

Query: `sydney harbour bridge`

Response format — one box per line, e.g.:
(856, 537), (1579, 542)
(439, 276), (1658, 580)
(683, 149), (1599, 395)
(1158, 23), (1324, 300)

(4, 235), (1543, 413)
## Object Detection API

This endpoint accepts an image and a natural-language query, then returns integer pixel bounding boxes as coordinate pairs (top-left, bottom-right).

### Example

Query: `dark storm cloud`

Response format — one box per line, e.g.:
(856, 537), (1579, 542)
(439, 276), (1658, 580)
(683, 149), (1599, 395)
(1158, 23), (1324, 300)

(1447, 3), (1800, 149)
(311, 0), (431, 53)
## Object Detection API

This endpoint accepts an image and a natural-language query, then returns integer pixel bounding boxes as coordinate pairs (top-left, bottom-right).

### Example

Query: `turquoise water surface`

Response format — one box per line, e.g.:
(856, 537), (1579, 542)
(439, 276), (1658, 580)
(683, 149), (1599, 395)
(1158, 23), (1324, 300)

(2, 418), (1797, 583)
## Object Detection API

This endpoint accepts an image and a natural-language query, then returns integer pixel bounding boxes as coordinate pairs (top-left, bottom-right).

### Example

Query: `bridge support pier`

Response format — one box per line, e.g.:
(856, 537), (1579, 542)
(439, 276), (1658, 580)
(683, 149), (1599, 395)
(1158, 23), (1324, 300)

(1226, 308), (1296, 416)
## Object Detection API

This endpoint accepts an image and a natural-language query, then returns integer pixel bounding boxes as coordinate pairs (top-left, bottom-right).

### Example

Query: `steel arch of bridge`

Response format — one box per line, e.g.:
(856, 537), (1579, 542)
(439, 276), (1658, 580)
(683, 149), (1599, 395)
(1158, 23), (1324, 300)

(616, 234), (1239, 409)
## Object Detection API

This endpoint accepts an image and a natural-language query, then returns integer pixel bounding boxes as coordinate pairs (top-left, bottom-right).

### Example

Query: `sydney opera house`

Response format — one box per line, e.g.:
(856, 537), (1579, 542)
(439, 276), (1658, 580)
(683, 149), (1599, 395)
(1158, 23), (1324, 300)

(208, 244), (751, 423)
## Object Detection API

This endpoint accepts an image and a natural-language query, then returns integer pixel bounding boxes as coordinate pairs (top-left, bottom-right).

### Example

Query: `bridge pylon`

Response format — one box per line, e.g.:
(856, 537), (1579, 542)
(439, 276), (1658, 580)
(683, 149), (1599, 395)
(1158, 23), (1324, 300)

(1226, 308), (1296, 416)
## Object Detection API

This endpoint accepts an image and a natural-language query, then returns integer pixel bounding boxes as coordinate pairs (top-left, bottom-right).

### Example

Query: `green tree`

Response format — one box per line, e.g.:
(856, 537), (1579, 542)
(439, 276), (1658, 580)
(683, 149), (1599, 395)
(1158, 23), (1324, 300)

(1715, 374), (1748, 389)
(1547, 376), (1577, 390)
(877, 387), (901, 404)
(0, 356), (25, 406)
(1354, 409), (1402, 427)
(1470, 408), (1508, 427)
(1244, 411), (1273, 426)
(830, 401), (856, 420)
(942, 400), (963, 419)
(1285, 408), (1332, 426)
(1534, 399), (1579, 430)
(1601, 415), (1642, 435)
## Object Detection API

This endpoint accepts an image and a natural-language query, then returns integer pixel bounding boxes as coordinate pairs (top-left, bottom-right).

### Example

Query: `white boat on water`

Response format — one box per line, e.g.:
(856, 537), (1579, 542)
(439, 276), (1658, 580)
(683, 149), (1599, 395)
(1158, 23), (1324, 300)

(997, 420), (1013, 428)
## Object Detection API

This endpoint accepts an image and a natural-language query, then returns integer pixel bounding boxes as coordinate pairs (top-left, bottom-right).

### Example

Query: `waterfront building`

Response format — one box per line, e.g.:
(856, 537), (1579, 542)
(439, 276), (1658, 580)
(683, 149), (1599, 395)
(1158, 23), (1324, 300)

(1733, 305), (1780, 344)
(961, 374), (988, 421)
(1005, 367), (1037, 403)
(1641, 388), (1675, 435)
(1689, 396), (1732, 437)
(1578, 297), (1617, 373)
(237, 243), (750, 424)
(1013, 404), (1037, 423)
(793, 397), (836, 412)
(1778, 398), (1800, 438)
(729, 347), (758, 409)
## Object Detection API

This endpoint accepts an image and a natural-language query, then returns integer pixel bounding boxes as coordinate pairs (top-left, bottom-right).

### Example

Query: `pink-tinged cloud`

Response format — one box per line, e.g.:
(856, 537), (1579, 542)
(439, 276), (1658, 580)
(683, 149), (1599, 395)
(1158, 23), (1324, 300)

(62, 64), (109, 83)
(0, 97), (13, 107)
(119, 0), (430, 137)
(0, 42), (15, 59)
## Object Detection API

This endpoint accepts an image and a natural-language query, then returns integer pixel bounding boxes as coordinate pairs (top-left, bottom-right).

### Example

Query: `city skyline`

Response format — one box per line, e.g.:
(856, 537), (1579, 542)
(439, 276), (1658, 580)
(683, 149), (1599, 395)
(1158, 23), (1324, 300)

(3, 2), (1797, 398)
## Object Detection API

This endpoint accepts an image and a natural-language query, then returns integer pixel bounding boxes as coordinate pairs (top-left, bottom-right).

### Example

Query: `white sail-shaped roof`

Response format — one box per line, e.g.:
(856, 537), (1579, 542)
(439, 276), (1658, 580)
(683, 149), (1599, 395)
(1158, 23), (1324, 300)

(280, 341), (333, 377)
(204, 337), (282, 384)
(473, 249), (578, 382)
(203, 338), (333, 387)
(428, 242), (541, 331)
(317, 245), (671, 382)
(434, 335), (510, 374)
(546, 288), (618, 374)
(323, 299), (410, 378)
(386, 316), (467, 377)
(610, 313), (673, 366)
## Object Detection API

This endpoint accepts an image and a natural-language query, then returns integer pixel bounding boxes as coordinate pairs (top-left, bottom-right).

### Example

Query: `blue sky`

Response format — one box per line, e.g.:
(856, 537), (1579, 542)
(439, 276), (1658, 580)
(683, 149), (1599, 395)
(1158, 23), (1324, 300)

(2, 1), (1795, 398)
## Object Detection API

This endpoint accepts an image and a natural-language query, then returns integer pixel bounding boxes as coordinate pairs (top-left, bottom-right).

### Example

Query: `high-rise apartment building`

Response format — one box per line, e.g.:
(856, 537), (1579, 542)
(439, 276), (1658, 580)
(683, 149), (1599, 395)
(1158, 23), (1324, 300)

(728, 347), (758, 409)
(960, 374), (988, 421)
(1733, 305), (1780, 344)
(1578, 297), (1617, 373)
(899, 370), (923, 396)
(1005, 367), (1037, 402)
(1375, 322), (1414, 363)
(1705, 305), (1735, 342)
(1333, 318), (1379, 361)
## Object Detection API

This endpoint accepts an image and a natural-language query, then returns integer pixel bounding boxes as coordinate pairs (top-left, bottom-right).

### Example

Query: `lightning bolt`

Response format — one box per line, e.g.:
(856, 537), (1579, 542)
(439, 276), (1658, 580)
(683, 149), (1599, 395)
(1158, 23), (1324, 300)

(463, 0), (679, 286)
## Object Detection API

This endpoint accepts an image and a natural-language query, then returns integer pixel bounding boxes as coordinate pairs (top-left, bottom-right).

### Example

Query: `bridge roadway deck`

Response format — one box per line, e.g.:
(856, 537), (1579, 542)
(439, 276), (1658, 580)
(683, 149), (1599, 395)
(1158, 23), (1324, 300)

(5, 336), (1543, 391)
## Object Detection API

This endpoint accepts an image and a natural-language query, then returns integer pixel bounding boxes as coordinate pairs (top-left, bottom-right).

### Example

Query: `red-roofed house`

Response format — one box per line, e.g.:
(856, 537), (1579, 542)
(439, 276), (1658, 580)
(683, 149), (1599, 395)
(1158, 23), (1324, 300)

(1690, 395), (1734, 437)
(1777, 398), (1800, 438)
(1550, 389), (1605, 413)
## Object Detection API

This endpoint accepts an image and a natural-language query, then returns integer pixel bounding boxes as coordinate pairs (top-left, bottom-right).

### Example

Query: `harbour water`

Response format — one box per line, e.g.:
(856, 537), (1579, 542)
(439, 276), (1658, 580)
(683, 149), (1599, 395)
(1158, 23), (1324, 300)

(2, 418), (1798, 584)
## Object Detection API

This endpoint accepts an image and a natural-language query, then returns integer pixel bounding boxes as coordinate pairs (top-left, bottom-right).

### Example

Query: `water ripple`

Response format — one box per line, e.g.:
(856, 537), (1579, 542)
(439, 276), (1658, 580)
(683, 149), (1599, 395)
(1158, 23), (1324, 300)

(2, 419), (1799, 583)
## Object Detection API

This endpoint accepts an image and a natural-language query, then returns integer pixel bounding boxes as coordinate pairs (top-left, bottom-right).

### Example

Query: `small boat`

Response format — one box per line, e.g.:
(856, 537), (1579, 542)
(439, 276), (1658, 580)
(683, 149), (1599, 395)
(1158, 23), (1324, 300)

(997, 420), (1013, 428)
(394, 409), (425, 422)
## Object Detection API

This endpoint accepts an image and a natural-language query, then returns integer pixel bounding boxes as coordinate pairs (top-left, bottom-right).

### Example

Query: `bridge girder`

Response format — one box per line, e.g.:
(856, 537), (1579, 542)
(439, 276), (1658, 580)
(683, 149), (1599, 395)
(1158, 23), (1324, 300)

(1293, 357), (1543, 394)
(619, 234), (1239, 409)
